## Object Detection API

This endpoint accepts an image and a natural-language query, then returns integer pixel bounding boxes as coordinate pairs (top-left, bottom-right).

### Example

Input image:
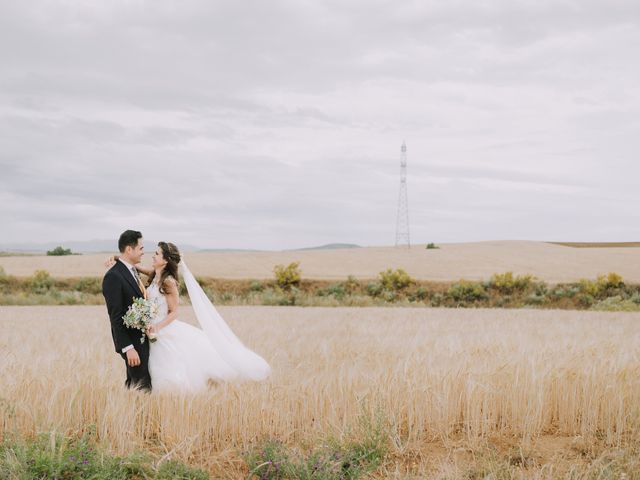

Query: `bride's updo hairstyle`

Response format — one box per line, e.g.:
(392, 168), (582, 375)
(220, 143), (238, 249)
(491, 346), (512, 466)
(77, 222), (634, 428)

(149, 241), (181, 294)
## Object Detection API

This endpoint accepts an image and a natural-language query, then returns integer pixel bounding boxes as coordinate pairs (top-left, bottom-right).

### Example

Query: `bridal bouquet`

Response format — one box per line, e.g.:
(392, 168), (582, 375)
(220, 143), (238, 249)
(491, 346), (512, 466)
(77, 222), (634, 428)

(123, 297), (158, 343)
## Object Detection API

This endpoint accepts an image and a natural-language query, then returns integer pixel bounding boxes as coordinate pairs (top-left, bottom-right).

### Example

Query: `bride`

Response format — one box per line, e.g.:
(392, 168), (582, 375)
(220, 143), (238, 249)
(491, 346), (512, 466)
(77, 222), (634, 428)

(107, 242), (271, 392)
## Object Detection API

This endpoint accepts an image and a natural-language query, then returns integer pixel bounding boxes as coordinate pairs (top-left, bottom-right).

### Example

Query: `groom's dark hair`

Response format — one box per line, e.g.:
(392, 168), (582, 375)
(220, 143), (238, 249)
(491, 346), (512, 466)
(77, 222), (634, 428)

(118, 230), (142, 253)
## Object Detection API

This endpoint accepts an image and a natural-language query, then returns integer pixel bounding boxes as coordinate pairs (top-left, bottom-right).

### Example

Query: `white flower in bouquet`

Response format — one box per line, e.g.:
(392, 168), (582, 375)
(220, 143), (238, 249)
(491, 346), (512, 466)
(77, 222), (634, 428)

(123, 297), (158, 343)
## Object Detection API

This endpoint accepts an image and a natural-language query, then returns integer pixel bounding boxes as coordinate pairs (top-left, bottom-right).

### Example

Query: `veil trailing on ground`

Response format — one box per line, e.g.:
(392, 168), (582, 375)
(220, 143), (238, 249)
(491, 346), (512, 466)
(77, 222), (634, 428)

(179, 261), (271, 381)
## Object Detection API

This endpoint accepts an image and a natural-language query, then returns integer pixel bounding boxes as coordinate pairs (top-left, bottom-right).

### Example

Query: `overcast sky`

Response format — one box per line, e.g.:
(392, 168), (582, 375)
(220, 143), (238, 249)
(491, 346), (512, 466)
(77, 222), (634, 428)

(1, 0), (639, 250)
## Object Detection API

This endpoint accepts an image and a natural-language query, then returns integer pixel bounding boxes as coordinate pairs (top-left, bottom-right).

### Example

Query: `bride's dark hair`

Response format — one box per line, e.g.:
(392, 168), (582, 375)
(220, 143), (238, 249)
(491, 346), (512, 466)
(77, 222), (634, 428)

(148, 242), (181, 294)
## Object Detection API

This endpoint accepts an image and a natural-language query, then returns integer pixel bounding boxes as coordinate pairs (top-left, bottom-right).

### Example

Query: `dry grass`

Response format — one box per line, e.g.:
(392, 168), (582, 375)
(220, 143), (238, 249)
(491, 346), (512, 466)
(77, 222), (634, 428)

(2, 241), (640, 283)
(1, 305), (640, 478)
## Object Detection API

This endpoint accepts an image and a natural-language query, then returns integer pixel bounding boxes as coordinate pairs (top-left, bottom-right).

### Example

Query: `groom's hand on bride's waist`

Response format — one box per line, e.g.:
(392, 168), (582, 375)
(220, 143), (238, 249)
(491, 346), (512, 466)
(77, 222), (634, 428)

(126, 349), (141, 367)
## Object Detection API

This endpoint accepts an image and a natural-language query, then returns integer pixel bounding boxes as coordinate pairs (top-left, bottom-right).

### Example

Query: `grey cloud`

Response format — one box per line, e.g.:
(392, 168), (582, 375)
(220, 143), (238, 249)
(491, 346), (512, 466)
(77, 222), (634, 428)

(0, 0), (638, 248)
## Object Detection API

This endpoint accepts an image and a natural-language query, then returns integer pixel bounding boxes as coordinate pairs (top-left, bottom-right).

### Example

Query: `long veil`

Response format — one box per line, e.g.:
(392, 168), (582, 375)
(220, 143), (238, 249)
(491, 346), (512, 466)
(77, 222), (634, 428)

(179, 261), (271, 381)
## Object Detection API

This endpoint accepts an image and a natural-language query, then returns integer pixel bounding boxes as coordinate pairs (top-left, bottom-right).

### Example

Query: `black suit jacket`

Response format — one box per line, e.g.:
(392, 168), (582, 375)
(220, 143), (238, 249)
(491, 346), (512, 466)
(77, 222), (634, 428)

(102, 260), (145, 353)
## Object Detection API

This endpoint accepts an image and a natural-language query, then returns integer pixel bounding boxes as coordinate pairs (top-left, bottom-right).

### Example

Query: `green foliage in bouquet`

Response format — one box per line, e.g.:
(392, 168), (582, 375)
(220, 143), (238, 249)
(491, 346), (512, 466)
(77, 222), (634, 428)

(123, 297), (158, 343)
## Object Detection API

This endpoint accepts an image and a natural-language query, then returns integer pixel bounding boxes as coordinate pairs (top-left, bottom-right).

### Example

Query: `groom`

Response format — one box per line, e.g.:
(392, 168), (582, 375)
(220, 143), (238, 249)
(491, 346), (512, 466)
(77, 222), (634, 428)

(102, 230), (152, 392)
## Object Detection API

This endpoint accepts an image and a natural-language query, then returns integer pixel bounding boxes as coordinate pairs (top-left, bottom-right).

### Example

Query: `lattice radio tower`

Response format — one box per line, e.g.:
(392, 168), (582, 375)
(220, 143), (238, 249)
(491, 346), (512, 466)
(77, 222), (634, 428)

(395, 141), (410, 248)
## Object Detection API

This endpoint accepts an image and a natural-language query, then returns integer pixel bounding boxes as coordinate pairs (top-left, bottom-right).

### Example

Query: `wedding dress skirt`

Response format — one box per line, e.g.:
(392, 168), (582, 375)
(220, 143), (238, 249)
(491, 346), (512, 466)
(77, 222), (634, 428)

(147, 282), (237, 392)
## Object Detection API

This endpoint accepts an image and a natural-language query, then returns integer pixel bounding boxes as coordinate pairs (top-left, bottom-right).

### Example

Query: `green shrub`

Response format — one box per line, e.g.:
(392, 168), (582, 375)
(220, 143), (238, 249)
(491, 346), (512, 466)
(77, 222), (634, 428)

(489, 272), (534, 293)
(534, 282), (548, 296)
(261, 287), (298, 306)
(366, 282), (384, 297)
(525, 293), (546, 306)
(447, 280), (488, 304)
(408, 287), (428, 302)
(430, 293), (444, 306)
(53, 291), (83, 305)
(426, 243), (439, 249)
(75, 277), (102, 294)
(578, 278), (600, 297)
(156, 460), (209, 480)
(603, 272), (625, 288)
(0, 430), (209, 479)
(46, 246), (73, 256)
(576, 293), (596, 307)
(591, 296), (640, 312)
(551, 285), (580, 299)
(244, 412), (387, 480)
(343, 275), (360, 294)
(550, 287), (568, 299)
(580, 273), (626, 297)
(201, 286), (216, 303)
(249, 280), (264, 292)
(261, 288), (285, 306)
(566, 285), (581, 298)
(378, 268), (414, 291)
(382, 290), (398, 302)
(318, 283), (347, 300)
(273, 262), (301, 290)
(494, 295), (512, 307)
(0, 265), (6, 279)
(318, 276), (360, 300)
(29, 270), (54, 294)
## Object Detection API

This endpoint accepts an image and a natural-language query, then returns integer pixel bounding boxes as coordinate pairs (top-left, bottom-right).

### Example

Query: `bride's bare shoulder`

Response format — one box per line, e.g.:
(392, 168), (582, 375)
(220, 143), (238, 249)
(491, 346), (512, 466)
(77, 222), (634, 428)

(163, 275), (179, 292)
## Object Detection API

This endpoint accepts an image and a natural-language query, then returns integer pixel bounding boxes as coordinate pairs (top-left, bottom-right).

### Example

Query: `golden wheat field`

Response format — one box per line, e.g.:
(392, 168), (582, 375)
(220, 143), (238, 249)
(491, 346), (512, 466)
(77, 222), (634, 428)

(2, 241), (640, 282)
(1, 305), (639, 478)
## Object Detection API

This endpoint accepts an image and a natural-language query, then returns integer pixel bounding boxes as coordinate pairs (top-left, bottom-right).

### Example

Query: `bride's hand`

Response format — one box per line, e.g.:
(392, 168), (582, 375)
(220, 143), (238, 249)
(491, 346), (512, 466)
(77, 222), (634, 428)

(147, 324), (159, 335)
(104, 255), (117, 268)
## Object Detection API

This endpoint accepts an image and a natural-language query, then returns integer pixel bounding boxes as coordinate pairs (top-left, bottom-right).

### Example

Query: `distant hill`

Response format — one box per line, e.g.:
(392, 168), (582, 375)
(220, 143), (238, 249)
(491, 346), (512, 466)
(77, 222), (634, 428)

(292, 243), (362, 251)
(198, 244), (362, 252)
(0, 240), (363, 254)
(549, 242), (640, 248)
(196, 248), (264, 253)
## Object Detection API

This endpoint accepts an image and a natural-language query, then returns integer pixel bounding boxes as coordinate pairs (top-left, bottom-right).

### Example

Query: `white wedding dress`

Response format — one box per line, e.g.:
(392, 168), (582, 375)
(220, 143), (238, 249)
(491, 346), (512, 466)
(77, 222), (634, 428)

(147, 263), (271, 393)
